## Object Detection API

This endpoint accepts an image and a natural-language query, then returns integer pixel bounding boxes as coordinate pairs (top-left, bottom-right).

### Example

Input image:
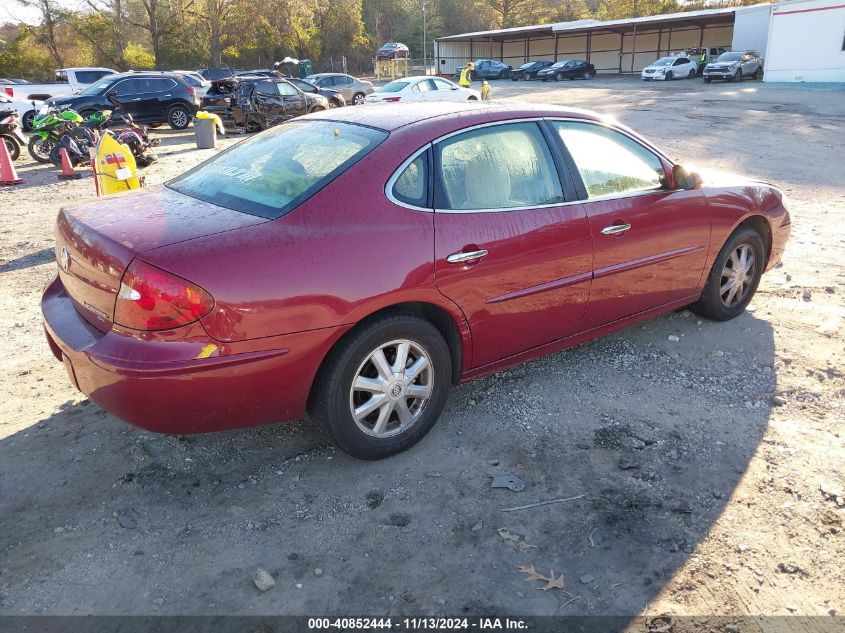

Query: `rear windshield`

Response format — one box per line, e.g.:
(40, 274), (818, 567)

(167, 120), (388, 219)
(378, 81), (409, 93)
(653, 58), (674, 66)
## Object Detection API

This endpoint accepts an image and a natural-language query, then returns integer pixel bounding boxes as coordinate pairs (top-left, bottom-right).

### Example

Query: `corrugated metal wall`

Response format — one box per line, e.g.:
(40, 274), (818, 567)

(732, 5), (773, 56)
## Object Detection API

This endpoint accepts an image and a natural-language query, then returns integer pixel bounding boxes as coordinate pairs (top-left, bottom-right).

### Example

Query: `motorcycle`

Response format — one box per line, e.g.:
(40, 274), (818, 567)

(0, 108), (28, 161)
(83, 94), (159, 166)
(28, 105), (83, 163)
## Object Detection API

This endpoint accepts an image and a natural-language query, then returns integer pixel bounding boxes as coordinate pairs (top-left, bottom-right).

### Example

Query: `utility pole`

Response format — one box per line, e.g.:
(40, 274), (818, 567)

(422, 0), (427, 74)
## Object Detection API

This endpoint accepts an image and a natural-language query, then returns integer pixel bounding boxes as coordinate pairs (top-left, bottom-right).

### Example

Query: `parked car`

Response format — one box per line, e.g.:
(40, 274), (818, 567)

(0, 93), (42, 130)
(376, 42), (410, 60)
(197, 68), (239, 81)
(2, 67), (116, 101)
(42, 102), (790, 459)
(172, 70), (211, 98)
(0, 78), (31, 84)
(366, 76), (479, 103)
(536, 59), (595, 81)
(45, 72), (199, 129)
(641, 56), (697, 81)
(201, 76), (327, 131)
(510, 60), (553, 81)
(454, 59), (512, 80)
(304, 73), (375, 105)
(288, 77), (346, 108)
(703, 51), (764, 82)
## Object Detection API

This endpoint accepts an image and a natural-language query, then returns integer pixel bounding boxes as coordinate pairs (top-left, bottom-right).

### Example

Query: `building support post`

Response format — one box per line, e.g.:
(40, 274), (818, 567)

(630, 24), (637, 74)
(657, 28), (662, 57)
(667, 24), (673, 54)
(554, 34), (559, 61)
(586, 31), (592, 64)
(699, 25), (705, 48)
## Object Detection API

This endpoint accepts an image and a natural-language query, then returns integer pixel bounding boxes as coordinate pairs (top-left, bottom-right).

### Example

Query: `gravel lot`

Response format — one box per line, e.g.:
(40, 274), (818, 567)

(1, 77), (843, 618)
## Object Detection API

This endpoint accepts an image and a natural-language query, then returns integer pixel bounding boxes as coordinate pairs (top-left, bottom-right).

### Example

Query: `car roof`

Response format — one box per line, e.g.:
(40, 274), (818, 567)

(308, 73), (348, 78)
(308, 102), (602, 132)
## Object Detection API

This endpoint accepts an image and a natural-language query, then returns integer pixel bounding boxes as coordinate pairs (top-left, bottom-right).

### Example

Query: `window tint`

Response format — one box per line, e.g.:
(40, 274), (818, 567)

(254, 82), (277, 96)
(436, 123), (563, 211)
(290, 78), (315, 93)
(392, 151), (428, 207)
(168, 121), (387, 219)
(338, 76), (354, 85)
(276, 81), (298, 96)
(113, 79), (140, 96)
(432, 78), (453, 90)
(75, 70), (112, 84)
(148, 78), (176, 92)
(553, 121), (666, 199)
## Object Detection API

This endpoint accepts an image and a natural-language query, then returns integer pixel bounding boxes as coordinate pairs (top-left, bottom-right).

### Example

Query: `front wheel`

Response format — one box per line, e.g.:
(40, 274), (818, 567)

(309, 315), (452, 460)
(168, 105), (191, 129)
(732, 70), (742, 82)
(353, 92), (366, 105)
(754, 67), (763, 80)
(666, 71), (674, 81)
(1, 135), (20, 161)
(555, 73), (562, 81)
(467, 96), (478, 101)
(690, 227), (765, 321)
(583, 70), (592, 80)
(28, 135), (56, 163)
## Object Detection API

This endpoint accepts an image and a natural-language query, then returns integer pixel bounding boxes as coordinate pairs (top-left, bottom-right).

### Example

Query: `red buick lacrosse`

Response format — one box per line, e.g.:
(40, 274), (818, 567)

(42, 102), (790, 459)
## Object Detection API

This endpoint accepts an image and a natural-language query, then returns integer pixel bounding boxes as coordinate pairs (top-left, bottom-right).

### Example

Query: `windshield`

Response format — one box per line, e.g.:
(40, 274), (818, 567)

(652, 58), (675, 67)
(717, 52), (742, 62)
(382, 43), (397, 49)
(550, 60), (570, 69)
(78, 76), (117, 96)
(519, 63), (535, 70)
(378, 81), (409, 93)
(168, 120), (388, 219)
(303, 75), (320, 85)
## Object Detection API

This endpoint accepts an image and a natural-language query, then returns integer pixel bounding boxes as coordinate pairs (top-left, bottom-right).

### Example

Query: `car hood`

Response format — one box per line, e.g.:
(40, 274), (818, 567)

(46, 94), (90, 108)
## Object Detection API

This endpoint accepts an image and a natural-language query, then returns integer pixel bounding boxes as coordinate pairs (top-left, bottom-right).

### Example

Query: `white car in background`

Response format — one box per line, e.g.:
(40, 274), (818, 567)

(0, 93), (42, 130)
(366, 76), (480, 103)
(641, 56), (697, 81)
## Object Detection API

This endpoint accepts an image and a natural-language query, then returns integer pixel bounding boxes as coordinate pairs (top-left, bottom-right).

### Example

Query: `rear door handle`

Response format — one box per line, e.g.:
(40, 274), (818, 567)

(447, 249), (489, 264)
(601, 223), (632, 235)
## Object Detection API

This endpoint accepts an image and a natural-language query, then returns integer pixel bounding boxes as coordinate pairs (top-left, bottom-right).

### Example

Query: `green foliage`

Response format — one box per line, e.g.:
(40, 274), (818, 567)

(124, 41), (156, 68)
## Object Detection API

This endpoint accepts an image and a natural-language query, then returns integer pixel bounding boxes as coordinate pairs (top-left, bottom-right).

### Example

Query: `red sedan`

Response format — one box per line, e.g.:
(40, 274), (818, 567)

(42, 103), (790, 459)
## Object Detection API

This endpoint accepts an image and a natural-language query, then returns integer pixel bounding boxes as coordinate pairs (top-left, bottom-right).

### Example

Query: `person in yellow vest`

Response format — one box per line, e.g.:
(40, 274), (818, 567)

(480, 80), (491, 100)
(459, 61), (474, 87)
(698, 49), (707, 76)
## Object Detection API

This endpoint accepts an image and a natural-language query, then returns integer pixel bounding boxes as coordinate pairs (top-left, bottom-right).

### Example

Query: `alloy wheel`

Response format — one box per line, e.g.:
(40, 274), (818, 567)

(353, 93), (365, 105)
(720, 244), (756, 308)
(171, 109), (188, 128)
(349, 339), (433, 438)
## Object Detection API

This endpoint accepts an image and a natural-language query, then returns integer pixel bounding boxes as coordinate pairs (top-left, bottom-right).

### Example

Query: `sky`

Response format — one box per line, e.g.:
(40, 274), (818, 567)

(1, 0), (78, 26)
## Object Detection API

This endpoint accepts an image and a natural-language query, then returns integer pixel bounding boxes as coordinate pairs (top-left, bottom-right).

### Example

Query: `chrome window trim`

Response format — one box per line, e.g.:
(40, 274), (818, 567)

(384, 143), (433, 212)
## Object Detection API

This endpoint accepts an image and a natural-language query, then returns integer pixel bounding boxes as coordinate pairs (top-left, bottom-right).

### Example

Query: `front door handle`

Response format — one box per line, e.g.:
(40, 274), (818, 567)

(601, 223), (632, 235)
(447, 249), (489, 264)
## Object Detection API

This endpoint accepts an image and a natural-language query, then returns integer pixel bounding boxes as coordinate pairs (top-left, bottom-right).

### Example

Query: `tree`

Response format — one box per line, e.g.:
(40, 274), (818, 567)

(15, 0), (66, 66)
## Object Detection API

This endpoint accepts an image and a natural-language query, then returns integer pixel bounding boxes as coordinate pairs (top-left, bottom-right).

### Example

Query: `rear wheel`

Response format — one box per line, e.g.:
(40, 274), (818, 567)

(1, 135), (20, 161)
(167, 105), (191, 129)
(353, 92), (366, 105)
(754, 67), (763, 80)
(687, 69), (695, 79)
(309, 315), (452, 460)
(555, 72), (562, 81)
(28, 135), (55, 163)
(310, 105), (326, 113)
(583, 70), (593, 79)
(690, 226), (765, 321)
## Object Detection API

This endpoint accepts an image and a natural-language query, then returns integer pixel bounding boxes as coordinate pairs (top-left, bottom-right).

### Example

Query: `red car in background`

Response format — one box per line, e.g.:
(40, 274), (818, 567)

(42, 103), (790, 459)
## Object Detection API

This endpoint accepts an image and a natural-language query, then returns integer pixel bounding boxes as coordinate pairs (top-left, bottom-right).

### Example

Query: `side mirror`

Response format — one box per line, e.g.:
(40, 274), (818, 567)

(673, 164), (702, 190)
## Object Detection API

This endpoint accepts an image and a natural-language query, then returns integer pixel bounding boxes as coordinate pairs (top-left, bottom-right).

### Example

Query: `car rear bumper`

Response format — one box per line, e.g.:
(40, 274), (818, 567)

(42, 275), (348, 434)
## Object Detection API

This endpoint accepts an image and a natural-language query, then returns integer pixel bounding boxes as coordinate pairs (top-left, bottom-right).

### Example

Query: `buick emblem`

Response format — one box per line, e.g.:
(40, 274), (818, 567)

(60, 245), (70, 272)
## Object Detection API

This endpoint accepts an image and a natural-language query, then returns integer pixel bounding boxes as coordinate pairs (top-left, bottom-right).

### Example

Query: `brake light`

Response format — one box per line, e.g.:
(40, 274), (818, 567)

(187, 86), (196, 96)
(383, 97), (401, 102)
(114, 260), (214, 331)
(3, 87), (12, 97)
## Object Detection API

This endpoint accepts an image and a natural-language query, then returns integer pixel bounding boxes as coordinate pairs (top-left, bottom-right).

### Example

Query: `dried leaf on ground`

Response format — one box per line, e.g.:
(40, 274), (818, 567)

(517, 564), (566, 591)
(497, 527), (538, 549)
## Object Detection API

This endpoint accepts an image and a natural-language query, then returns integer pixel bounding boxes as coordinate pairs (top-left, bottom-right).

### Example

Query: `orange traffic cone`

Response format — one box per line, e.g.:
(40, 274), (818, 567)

(58, 147), (82, 180)
(0, 138), (23, 185)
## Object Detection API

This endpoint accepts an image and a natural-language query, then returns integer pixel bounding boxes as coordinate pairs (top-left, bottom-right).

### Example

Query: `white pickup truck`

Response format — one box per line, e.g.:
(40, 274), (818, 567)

(1, 67), (116, 101)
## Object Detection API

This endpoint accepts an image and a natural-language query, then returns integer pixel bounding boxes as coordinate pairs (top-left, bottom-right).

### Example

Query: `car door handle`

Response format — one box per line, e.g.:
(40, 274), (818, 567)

(447, 249), (488, 264)
(601, 223), (632, 235)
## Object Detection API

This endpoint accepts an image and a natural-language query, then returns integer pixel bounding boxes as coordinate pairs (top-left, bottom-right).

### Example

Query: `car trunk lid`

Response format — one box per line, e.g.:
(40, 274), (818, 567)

(55, 184), (268, 331)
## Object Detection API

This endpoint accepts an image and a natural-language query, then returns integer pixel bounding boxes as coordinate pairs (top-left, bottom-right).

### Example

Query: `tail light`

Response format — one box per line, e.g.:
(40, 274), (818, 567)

(383, 97), (401, 102)
(114, 260), (214, 331)
(3, 87), (12, 97)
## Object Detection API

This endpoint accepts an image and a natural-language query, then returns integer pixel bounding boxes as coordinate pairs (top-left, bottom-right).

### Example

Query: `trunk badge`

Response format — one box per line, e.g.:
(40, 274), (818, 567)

(60, 245), (70, 272)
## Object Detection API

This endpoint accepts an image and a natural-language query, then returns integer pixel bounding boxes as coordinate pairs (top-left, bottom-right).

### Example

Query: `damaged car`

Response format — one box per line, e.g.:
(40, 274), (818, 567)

(201, 76), (328, 132)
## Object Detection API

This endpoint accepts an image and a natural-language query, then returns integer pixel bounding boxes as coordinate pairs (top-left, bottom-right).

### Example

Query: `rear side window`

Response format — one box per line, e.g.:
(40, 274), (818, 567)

(75, 70), (112, 84)
(391, 151), (429, 207)
(435, 122), (563, 211)
(553, 121), (666, 199)
(276, 81), (298, 96)
(168, 121), (388, 219)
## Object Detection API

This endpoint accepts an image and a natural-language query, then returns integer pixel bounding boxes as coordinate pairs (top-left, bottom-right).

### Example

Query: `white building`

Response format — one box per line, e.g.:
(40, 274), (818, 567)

(764, 0), (845, 82)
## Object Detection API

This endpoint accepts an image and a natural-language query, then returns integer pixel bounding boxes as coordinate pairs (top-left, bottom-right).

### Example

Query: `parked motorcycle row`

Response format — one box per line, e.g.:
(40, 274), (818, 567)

(2, 93), (158, 168)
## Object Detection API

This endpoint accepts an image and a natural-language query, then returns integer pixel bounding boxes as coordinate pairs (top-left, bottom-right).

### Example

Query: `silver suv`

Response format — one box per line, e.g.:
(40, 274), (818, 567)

(703, 50), (764, 82)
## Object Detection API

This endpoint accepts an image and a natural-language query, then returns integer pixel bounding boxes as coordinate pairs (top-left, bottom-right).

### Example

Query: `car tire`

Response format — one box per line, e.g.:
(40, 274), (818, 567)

(22, 110), (36, 131)
(523, 74), (530, 81)
(666, 71), (674, 80)
(168, 105), (191, 129)
(147, 122), (164, 128)
(352, 92), (366, 105)
(704, 77), (712, 83)
(308, 315), (453, 460)
(754, 67), (763, 80)
(690, 226), (765, 322)
(688, 69), (695, 79)
(583, 70), (592, 79)
(555, 73), (562, 81)
(310, 105), (326, 113)
(467, 96), (478, 101)
(732, 69), (742, 82)
(328, 100), (340, 108)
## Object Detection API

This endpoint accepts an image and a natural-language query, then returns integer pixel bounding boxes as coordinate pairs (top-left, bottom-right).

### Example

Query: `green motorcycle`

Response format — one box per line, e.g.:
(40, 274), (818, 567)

(27, 106), (84, 163)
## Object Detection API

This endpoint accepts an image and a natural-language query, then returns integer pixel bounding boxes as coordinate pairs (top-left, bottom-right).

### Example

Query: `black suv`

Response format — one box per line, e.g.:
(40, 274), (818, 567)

(201, 76), (329, 132)
(46, 72), (199, 129)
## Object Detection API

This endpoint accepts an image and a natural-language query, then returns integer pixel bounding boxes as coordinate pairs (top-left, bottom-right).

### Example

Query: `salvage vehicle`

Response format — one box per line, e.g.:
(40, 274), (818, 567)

(0, 93), (41, 130)
(173, 70), (212, 98)
(454, 59), (512, 80)
(510, 60), (553, 81)
(641, 56), (697, 80)
(365, 76), (479, 103)
(287, 77), (346, 108)
(304, 73), (375, 105)
(201, 76), (327, 131)
(376, 42), (410, 60)
(45, 72), (199, 129)
(536, 59), (595, 81)
(42, 103), (791, 459)
(703, 51), (764, 82)
(1, 67), (115, 101)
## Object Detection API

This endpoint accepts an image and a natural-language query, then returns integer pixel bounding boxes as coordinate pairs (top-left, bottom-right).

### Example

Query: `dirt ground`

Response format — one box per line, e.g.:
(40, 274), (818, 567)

(0, 78), (843, 619)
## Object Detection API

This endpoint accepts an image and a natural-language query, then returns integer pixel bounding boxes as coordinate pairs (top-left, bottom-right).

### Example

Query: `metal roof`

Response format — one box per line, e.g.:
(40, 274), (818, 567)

(436, 4), (770, 42)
